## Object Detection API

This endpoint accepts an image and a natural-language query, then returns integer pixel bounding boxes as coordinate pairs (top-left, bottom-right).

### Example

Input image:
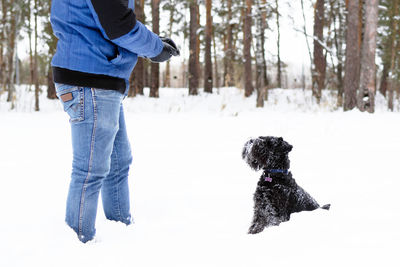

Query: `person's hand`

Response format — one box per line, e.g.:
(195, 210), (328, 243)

(149, 37), (180, 63)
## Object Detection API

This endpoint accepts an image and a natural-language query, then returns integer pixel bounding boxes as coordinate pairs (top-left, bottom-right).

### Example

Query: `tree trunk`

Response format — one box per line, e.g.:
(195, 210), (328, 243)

(212, 28), (220, 89)
(379, 63), (389, 97)
(34, 0), (40, 111)
(164, 1), (176, 88)
(150, 0), (160, 98)
(225, 0), (235, 87)
(255, 0), (266, 107)
(275, 0), (282, 89)
(28, 0), (34, 90)
(261, 0), (268, 94)
(47, 63), (57, 99)
(0, 0), (6, 90)
(343, 0), (360, 111)
(243, 0), (253, 97)
(46, 0), (57, 99)
(6, 1), (18, 109)
(196, 5), (201, 87)
(129, 0), (145, 96)
(188, 0), (199, 95)
(312, 0), (326, 104)
(144, 61), (150, 88)
(357, 0), (379, 113)
(203, 0), (213, 93)
(128, 68), (137, 97)
(388, 0), (399, 111)
(332, 0), (345, 107)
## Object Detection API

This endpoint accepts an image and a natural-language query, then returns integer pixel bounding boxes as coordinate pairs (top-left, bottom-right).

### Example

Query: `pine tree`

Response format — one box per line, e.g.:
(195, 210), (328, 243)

(343, 0), (361, 111)
(378, 0), (400, 111)
(255, 0), (266, 107)
(150, 0), (160, 98)
(243, 0), (253, 97)
(275, 0), (282, 89)
(188, 0), (199, 95)
(358, 0), (379, 113)
(203, 0), (213, 93)
(129, 0), (146, 97)
(42, 0), (57, 99)
(312, 0), (326, 103)
(34, 0), (39, 111)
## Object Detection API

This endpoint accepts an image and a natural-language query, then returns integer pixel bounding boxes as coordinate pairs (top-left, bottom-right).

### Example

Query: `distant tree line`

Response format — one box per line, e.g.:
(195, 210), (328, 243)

(0, 0), (399, 113)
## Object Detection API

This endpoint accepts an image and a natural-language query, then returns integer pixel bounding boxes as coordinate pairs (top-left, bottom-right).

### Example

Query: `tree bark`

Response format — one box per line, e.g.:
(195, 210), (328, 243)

(164, 0), (176, 88)
(275, 0), (282, 89)
(150, 0), (160, 98)
(203, 0), (213, 93)
(129, 0), (145, 96)
(261, 0), (268, 93)
(47, 63), (57, 99)
(312, 0), (326, 104)
(188, 0), (199, 95)
(379, 63), (389, 97)
(28, 0), (34, 90)
(6, 0), (18, 109)
(34, 0), (40, 111)
(343, 0), (360, 111)
(255, 0), (266, 107)
(243, 0), (253, 97)
(196, 5), (201, 87)
(46, 0), (57, 99)
(212, 29), (220, 89)
(225, 0), (235, 87)
(388, 0), (399, 111)
(0, 0), (7, 91)
(357, 0), (379, 113)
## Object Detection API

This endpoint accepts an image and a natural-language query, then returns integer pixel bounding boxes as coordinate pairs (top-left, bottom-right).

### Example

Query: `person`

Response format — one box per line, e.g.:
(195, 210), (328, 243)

(50, 0), (179, 243)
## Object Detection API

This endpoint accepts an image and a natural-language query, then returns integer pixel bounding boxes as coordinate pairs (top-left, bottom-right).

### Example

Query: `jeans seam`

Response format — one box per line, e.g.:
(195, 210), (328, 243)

(113, 142), (122, 221)
(78, 88), (97, 239)
(69, 88), (85, 123)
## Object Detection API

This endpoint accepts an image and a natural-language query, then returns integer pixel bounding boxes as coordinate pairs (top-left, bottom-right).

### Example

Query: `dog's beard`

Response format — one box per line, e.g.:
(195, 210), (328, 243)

(242, 140), (262, 171)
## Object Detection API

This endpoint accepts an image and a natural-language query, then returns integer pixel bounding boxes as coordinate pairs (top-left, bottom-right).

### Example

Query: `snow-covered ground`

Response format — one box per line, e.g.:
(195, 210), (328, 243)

(1, 86), (399, 267)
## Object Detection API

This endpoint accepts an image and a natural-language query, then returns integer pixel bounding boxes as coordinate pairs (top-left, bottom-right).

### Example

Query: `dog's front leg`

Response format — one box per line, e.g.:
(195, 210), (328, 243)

(248, 212), (267, 234)
(248, 198), (279, 234)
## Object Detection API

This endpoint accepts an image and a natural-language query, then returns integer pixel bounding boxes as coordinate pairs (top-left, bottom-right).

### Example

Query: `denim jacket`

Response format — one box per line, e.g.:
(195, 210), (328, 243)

(51, 0), (163, 93)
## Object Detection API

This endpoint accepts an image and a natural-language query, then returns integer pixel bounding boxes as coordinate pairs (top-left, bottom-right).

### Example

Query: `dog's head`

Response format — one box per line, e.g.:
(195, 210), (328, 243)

(242, 136), (293, 171)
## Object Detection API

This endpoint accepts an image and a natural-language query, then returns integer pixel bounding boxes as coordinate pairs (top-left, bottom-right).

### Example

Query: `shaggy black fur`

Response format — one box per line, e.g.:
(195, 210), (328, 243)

(242, 136), (330, 234)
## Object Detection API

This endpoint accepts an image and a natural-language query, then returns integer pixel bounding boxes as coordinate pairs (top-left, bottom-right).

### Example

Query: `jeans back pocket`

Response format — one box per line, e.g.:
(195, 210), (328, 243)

(58, 87), (85, 123)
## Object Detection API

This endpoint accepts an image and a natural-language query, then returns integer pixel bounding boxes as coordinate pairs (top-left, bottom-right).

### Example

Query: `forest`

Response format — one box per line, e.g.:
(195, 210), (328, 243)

(0, 0), (399, 113)
(1, 1), (400, 262)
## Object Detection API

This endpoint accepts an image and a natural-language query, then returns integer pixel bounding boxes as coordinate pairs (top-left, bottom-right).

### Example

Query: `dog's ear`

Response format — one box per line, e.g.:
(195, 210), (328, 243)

(266, 138), (274, 147)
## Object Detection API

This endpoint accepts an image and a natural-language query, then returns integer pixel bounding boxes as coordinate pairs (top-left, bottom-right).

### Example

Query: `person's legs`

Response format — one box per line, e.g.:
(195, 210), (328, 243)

(56, 85), (125, 243)
(101, 106), (133, 225)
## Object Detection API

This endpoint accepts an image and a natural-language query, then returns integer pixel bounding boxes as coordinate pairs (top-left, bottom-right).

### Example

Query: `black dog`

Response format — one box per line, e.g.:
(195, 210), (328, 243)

(242, 136), (330, 234)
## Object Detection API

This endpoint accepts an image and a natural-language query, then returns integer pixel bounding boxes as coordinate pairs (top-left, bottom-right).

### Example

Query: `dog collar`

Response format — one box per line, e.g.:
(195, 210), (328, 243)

(266, 169), (289, 175)
(264, 169), (289, 182)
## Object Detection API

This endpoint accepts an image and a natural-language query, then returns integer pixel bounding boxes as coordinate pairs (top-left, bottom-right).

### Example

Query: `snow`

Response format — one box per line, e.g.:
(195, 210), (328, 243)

(0, 86), (399, 267)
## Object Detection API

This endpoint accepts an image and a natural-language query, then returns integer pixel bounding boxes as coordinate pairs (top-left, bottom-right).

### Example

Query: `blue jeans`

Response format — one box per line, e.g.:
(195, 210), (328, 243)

(56, 84), (133, 243)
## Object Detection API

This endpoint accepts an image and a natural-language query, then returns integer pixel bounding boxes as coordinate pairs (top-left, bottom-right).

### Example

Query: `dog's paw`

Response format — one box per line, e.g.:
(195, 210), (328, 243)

(248, 223), (265, 234)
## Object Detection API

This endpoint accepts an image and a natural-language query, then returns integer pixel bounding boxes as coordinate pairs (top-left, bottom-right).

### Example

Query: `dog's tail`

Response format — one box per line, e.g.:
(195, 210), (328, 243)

(321, 204), (331, 210)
